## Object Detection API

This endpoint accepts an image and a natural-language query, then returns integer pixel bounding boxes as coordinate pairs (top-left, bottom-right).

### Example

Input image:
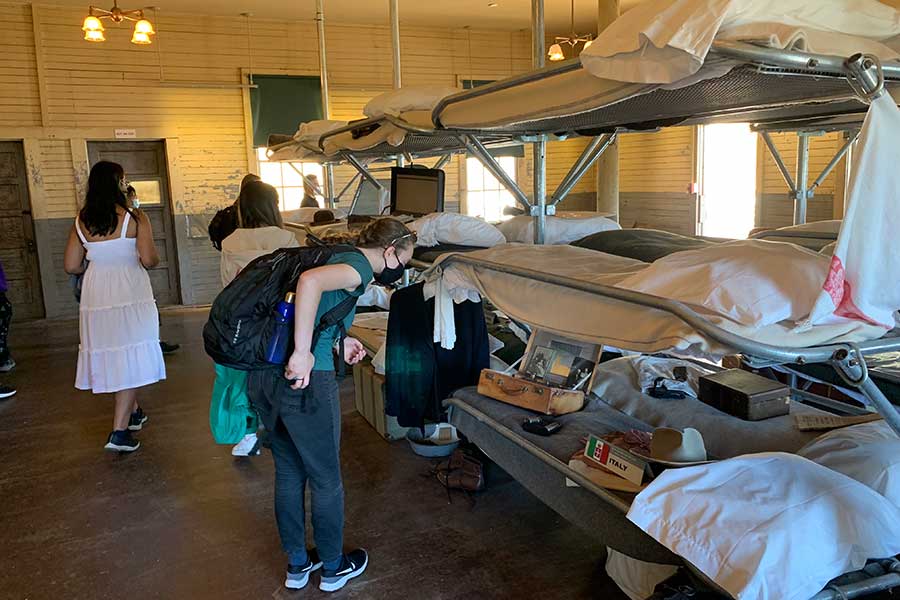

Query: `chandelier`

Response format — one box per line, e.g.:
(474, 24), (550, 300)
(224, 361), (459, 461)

(548, 0), (593, 61)
(82, 2), (156, 44)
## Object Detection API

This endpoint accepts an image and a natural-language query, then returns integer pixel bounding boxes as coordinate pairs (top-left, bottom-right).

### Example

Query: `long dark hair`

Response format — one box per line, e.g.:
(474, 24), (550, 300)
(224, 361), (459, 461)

(237, 180), (283, 229)
(80, 161), (133, 237)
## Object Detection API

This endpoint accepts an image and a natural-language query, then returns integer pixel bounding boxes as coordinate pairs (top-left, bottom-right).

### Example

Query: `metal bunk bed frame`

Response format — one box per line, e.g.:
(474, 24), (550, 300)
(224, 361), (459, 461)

(438, 250), (900, 598)
(428, 43), (899, 241)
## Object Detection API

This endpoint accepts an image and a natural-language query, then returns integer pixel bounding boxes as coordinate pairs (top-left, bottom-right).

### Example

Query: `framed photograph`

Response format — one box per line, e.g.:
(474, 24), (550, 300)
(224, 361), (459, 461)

(520, 329), (603, 391)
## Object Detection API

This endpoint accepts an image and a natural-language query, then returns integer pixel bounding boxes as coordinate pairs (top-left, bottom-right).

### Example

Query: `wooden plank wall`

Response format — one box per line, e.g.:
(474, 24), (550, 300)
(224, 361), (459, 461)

(617, 127), (698, 234)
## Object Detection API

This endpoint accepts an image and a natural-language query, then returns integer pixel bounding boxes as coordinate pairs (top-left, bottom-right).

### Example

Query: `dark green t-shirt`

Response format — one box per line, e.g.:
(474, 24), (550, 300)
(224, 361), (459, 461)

(310, 251), (374, 370)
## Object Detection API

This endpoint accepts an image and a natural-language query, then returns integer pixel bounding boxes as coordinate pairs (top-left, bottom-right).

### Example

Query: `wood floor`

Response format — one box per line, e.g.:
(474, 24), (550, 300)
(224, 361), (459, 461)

(0, 309), (626, 600)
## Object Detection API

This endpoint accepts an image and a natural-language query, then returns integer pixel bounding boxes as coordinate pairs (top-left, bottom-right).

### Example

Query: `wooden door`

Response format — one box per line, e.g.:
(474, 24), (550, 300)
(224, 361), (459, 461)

(0, 142), (44, 320)
(87, 141), (180, 306)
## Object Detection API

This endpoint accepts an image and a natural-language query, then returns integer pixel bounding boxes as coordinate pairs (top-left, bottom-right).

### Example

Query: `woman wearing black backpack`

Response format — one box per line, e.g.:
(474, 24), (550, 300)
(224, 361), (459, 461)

(248, 217), (415, 593)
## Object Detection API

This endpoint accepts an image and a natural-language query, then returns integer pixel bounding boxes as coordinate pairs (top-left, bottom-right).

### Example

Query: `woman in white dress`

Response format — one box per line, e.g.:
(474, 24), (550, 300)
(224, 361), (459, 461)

(219, 181), (299, 456)
(64, 161), (166, 453)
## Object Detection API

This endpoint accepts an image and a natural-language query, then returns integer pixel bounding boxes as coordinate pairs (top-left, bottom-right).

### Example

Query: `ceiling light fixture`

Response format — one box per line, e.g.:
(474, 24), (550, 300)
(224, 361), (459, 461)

(488, 2), (498, 7)
(548, 0), (593, 61)
(82, 1), (155, 45)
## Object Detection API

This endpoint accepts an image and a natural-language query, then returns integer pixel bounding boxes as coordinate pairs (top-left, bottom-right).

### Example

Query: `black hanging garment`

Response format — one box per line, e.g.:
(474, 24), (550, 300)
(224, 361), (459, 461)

(385, 282), (489, 429)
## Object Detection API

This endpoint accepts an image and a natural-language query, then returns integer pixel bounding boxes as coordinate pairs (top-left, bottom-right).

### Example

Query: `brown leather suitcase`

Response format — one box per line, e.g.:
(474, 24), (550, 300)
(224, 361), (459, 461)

(477, 369), (584, 415)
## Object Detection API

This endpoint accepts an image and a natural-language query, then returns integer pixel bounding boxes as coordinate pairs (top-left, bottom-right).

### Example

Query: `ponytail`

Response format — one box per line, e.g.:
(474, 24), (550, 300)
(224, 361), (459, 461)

(319, 218), (415, 250)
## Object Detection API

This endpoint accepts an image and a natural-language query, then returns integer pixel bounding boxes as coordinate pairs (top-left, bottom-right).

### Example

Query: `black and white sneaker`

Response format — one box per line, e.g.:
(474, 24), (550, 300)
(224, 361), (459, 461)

(0, 385), (16, 399)
(128, 407), (149, 431)
(319, 549), (368, 593)
(284, 548), (323, 590)
(104, 430), (140, 452)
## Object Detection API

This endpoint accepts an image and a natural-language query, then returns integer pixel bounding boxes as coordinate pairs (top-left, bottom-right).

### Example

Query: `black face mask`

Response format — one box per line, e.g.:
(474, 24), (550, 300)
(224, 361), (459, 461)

(375, 247), (405, 285)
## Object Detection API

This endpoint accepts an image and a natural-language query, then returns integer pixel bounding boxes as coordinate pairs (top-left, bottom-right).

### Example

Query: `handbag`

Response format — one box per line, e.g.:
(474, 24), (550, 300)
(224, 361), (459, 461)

(433, 449), (485, 493)
(209, 363), (257, 444)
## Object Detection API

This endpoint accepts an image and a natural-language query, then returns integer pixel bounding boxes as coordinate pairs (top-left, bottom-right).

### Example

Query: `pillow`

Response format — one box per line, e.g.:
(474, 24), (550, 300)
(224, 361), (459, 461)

(798, 421), (900, 509)
(363, 86), (460, 118)
(410, 213), (505, 248)
(617, 239), (830, 328)
(497, 214), (621, 245)
(628, 453), (900, 600)
(294, 119), (348, 143)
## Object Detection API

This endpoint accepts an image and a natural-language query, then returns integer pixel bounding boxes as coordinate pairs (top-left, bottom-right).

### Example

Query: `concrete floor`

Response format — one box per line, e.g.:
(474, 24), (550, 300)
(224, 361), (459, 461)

(0, 309), (626, 600)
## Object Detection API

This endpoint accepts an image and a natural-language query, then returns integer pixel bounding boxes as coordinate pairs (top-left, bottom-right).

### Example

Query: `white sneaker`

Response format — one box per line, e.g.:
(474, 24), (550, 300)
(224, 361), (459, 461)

(231, 433), (260, 456)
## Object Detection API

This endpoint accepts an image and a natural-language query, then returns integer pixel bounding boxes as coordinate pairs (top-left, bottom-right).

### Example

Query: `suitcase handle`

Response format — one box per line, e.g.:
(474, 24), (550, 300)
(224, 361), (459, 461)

(496, 379), (528, 396)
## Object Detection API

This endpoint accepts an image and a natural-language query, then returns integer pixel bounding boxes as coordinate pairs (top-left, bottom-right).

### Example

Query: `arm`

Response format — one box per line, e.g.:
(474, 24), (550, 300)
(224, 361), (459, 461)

(134, 209), (160, 269)
(285, 264), (363, 389)
(63, 225), (87, 274)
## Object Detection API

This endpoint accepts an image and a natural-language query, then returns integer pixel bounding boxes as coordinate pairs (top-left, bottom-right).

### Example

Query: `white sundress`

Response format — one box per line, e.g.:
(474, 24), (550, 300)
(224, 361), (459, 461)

(74, 213), (166, 393)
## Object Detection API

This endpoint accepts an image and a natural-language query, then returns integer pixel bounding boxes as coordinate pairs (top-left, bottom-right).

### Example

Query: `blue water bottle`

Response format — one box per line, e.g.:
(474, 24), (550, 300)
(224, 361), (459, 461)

(265, 292), (295, 364)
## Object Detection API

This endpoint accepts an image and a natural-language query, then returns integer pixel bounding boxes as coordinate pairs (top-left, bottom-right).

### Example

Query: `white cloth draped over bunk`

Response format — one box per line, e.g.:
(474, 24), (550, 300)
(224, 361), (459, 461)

(804, 94), (900, 329)
(579, 0), (900, 84)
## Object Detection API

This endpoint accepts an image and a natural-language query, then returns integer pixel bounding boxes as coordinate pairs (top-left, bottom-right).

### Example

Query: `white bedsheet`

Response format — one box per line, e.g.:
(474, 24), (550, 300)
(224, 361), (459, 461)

(497, 213), (620, 245)
(423, 244), (886, 355)
(580, 0), (900, 84)
(363, 86), (460, 118)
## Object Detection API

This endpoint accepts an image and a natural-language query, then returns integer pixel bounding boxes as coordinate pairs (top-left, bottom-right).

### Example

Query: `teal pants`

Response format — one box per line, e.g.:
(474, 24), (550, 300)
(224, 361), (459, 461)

(210, 363), (258, 444)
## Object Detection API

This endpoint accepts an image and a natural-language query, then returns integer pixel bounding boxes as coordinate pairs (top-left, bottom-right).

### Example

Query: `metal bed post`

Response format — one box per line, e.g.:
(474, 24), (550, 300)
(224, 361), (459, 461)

(550, 133), (617, 206)
(334, 171), (361, 204)
(348, 177), (365, 216)
(315, 0), (336, 209)
(462, 134), (533, 212)
(795, 133), (811, 224)
(531, 0), (547, 244)
(433, 154), (452, 170)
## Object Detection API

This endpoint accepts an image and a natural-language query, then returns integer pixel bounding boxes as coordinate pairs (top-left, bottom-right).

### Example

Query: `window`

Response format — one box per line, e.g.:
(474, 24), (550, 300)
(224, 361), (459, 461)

(465, 156), (516, 222)
(699, 124), (758, 238)
(257, 148), (324, 212)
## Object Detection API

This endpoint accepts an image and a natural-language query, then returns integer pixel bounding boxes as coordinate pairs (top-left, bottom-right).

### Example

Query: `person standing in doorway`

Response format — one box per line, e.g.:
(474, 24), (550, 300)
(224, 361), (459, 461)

(300, 174), (322, 209)
(0, 260), (15, 400)
(248, 218), (415, 593)
(126, 185), (180, 355)
(64, 161), (166, 452)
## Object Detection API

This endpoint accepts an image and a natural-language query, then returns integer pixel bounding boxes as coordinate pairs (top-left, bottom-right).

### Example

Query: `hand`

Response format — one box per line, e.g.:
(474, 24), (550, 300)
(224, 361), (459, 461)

(343, 337), (367, 366)
(285, 350), (315, 390)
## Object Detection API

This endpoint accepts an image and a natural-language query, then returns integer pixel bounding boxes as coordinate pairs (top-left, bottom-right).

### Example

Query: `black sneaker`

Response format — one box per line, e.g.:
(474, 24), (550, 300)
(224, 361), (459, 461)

(284, 548), (323, 590)
(104, 430), (140, 452)
(319, 549), (368, 593)
(160, 341), (180, 354)
(128, 407), (149, 431)
(0, 385), (16, 399)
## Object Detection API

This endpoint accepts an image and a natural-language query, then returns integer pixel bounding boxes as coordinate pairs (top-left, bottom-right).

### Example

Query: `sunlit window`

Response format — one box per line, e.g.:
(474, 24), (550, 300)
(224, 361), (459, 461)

(465, 156), (516, 222)
(256, 148), (324, 211)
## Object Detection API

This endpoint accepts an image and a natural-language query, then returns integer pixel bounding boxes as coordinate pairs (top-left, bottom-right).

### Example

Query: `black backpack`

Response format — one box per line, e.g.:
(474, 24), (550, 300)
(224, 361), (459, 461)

(203, 244), (361, 371)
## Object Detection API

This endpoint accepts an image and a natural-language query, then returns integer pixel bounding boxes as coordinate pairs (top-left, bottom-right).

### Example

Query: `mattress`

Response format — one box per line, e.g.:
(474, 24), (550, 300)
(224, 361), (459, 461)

(425, 244), (887, 356)
(572, 228), (720, 262)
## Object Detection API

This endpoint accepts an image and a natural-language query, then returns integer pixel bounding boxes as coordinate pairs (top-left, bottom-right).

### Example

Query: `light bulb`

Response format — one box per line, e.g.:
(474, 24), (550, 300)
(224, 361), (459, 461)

(131, 31), (152, 44)
(84, 28), (106, 42)
(134, 19), (155, 35)
(582, 39), (593, 50)
(82, 15), (104, 32)
(548, 43), (565, 61)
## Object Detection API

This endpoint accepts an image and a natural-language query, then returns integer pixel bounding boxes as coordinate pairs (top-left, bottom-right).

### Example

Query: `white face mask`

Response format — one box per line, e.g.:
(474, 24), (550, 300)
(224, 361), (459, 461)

(131, 197), (141, 209)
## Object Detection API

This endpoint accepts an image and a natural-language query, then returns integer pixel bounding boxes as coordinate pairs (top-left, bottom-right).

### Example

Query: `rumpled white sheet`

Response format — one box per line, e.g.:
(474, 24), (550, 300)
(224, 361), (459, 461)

(497, 213), (621, 245)
(805, 94), (900, 329)
(580, 0), (900, 84)
(627, 453), (900, 600)
(410, 213), (505, 248)
(266, 119), (349, 162)
(423, 244), (886, 355)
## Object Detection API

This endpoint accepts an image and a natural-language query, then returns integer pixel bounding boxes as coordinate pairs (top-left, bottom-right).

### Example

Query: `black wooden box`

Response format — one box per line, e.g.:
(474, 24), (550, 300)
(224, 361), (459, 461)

(698, 369), (791, 421)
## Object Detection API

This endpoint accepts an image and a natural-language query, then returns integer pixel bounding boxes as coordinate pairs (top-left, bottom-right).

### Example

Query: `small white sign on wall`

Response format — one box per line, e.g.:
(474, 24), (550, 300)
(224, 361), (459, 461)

(115, 128), (137, 139)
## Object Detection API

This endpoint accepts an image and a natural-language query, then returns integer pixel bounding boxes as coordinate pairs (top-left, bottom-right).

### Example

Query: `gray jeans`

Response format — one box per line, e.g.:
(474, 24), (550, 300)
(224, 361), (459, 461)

(249, 369), (344, 564)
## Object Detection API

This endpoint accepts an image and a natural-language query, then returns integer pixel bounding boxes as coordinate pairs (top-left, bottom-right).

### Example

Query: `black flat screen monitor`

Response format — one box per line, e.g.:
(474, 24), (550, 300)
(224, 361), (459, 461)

(390, 167), (445, 216)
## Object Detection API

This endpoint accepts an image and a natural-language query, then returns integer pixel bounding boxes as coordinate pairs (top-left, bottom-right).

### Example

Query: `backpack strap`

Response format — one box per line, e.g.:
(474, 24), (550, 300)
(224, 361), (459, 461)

(310, 293), (358, 379)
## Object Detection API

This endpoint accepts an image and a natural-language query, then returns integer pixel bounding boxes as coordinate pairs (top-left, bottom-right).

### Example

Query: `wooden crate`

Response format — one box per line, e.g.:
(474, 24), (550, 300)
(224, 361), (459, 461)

(353, 360), (408, 441)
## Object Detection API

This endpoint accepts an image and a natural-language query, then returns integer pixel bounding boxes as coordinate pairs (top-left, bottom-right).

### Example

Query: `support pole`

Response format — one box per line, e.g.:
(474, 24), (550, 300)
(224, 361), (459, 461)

(315, 0), (335, 208)
(551, 134), (616, 206)
(433, 154), (453, 170)
(595, 0), (620, 220)
(390, 0), (401, 90)
(335, 171), (361, 203)
(795, 133), (810, 225)
(344, 154), (383, 192)
(532, 0), (547, 243)
(760, 131), (797, 193)
(810, 131), (858, 193)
